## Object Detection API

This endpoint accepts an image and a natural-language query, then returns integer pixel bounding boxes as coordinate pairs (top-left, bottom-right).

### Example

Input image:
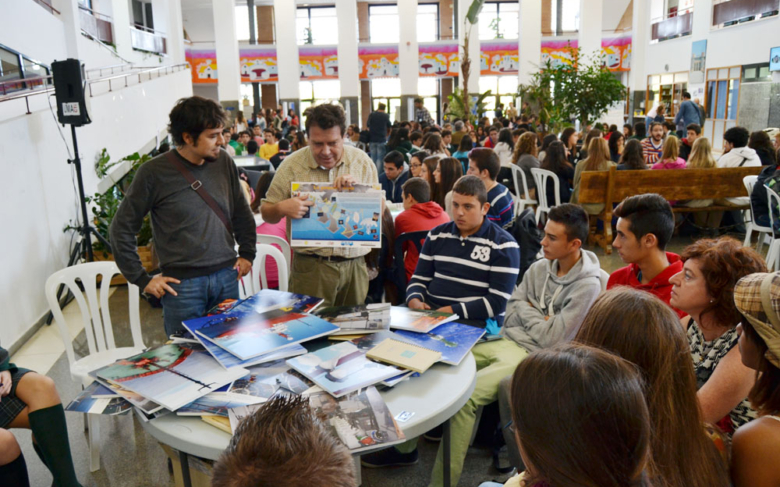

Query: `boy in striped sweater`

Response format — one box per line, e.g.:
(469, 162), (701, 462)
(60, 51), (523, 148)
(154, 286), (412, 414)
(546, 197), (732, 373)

(465, 147), (515, 229)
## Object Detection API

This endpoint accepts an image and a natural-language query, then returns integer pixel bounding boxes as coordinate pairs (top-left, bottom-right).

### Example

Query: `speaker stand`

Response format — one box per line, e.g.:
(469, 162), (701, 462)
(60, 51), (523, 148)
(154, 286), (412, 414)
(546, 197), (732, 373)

(46, 125), (112, 325)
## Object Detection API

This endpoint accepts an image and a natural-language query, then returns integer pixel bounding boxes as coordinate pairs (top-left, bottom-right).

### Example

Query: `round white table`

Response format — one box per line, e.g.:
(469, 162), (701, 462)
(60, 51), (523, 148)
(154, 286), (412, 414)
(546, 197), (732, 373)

(139, 352), (477, 487)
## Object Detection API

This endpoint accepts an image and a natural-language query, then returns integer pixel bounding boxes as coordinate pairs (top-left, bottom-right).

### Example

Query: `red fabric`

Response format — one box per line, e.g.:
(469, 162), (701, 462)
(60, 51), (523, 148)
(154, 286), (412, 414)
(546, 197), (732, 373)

(256, 217), (287, 289)
(484, 137), (496, 148)
(607, 252), (687, 318)
(394, 202), (450, 281)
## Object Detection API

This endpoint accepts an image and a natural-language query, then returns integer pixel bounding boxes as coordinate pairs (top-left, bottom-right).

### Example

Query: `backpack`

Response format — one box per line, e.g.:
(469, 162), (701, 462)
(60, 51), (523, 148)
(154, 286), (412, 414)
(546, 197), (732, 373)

(508, 208), (544, 285)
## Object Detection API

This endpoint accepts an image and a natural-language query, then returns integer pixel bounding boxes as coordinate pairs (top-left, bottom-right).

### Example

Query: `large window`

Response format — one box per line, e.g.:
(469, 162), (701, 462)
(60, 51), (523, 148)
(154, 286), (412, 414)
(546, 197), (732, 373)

(297, 6), (338, 45)
(479, 2), (519, 40)
(0, 44), (49, 94)
(549, 0), (581, 34)
(417, 4), (440, 42)
(704, 66), (742, 150)
(299, 80), (341, 125)
(418, 77), (439, 123)
(479, 76), (518, 116)
(650, 0), (694, 23)
(131, 0), (154, 31)
(370, 5), (400, 43)
(372, 78), (402, 122)
(235, 6), (253, 41)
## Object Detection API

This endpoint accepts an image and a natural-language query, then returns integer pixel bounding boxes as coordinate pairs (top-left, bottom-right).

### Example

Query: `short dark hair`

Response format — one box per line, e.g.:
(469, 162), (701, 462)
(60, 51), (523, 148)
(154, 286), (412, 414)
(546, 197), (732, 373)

(212, 396), (355, 487)
(649, 121), (664, 132)
(414, 97), (423, 104)
(488, 126), (499, 134)
(614, 194), (674, 250)
(682, 91), (691, 99)
(264, 127), (275, 135)
(305, 104), (346, 137)
(402, 177), (431, 204)
(377, 102), (386, 111)
(452, 175), (487, 205)
(442, 130), (452, 137)
(686, 123), (701, 135)
(383, 150), (405, 169)
(278, 138), (290, 150)
(724, 126), (750, 148)
(168, 96), (227, 147)
(246, 140), (259, 155)
(410, 131), (423, 143)
(468, 147), (500, 180)
(633, 122), (647, 138)
(548, 204), (589, 243)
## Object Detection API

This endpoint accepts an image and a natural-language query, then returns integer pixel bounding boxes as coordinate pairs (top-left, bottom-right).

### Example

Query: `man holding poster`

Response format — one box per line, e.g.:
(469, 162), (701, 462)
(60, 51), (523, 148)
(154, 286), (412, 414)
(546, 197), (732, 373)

(261, 104), (379, 307)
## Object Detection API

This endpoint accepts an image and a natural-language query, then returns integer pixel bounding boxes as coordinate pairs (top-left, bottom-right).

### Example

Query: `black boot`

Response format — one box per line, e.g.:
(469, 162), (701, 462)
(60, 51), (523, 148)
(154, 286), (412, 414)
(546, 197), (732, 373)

(28, 405), (83, 487)
(0, 451), (31, 487)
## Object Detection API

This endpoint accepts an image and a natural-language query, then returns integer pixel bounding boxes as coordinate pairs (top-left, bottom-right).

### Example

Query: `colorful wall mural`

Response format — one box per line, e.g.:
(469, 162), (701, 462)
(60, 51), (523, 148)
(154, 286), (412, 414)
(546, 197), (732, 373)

(186, 35), (632, 85)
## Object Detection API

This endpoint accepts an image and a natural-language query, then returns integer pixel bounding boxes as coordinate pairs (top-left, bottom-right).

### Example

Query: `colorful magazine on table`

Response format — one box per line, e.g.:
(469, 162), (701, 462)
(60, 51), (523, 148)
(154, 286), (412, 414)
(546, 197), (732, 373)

(228, 359), (313, 400)
(289, 182), (384, 248)
(286, 341), (401, 397)
(193, 330), (307, 370)
(205, 290), (325, 316)
(389, 307), (458, 334)
(87, 373), (164, 415)
(394, 321), (485, 366)
(177, 392), (265, 417)
(185, 306), (339, 361)
(315, 303), (391, 335)
(92, 344), (248, 412)
(307, 386), (405, 452)
(65, 382), (132, 415)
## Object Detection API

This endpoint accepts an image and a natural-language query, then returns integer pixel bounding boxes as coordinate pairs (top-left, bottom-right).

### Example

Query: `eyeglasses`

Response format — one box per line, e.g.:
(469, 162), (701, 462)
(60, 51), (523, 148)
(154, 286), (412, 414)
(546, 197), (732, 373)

(410, 163), (422, 167)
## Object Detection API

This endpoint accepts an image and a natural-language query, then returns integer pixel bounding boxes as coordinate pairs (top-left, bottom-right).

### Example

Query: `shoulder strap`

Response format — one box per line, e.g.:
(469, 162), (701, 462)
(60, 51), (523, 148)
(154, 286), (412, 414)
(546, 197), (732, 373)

(165, 151), (233, 234)
(739, 156), (749, 167)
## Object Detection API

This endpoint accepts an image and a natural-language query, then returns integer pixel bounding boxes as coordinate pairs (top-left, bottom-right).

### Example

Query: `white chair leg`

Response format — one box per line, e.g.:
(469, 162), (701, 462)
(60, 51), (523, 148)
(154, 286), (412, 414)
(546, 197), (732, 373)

(535, 206), (542, 225)
(88, 414), (101, 472)
(744, 225), (753, 247)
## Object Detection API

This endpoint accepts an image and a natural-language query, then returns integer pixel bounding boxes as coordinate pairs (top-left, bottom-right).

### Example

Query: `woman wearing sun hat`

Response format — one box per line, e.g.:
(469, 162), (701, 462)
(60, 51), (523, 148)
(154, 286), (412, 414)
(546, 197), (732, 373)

(731, 272), (780, 487)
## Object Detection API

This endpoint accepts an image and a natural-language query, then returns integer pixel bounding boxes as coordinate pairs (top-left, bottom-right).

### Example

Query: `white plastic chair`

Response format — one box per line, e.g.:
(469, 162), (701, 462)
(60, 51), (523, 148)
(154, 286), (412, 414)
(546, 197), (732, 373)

(530, 168), (562, 224)
(241, 243), (290, 297)
(599, 269), (610, 291)
(256, 234), (291, 274)
(44, 261), (147, 472)
(743, 176), (773, 253)
(510, 164), (536, 213)
(764, 184), (780, 271)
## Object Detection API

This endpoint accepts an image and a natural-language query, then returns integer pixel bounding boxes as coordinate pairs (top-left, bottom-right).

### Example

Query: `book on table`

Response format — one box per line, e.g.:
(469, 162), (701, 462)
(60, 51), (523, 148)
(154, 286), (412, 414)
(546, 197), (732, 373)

(206, 290), (325, 316)
(227, 359), (313, 400)
(65, 382), (132, 416)
(366, 338), (441, 374)
(91, 343), (248, 412)
(389, 307), (459, 334)
(314, 303), (391, 335)
(394, 321), (486, 366)
(177, 392), (266, 417)
(286, 341), (402, 398)
(184, 305), (339, 361)
(87, 372), (164, 415)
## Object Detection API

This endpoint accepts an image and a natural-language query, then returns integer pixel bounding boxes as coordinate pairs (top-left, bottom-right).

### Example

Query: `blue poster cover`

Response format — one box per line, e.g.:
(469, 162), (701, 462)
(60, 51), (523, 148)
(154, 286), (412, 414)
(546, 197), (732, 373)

(187, 306), (340, 360)
(177, 392), (265, 417)
(193, 331), (307, 370)
(290, 182), (383, 248)
(286, 341), (401, 397)
(93, 344), (248, 412)
(65, 382), (132, 415)
(394, 322), (485, 365)
(208, 289), (325, 316)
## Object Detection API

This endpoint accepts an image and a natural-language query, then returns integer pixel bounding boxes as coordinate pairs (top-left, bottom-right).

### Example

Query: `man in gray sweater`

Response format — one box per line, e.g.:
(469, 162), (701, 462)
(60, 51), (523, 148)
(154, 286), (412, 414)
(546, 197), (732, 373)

(110, 96), (256, 336)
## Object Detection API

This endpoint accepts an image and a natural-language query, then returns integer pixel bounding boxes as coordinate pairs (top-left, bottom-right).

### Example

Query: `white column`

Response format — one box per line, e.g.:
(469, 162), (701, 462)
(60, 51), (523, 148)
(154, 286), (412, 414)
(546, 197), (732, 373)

(58, 0), (82, 59)
(628, 0), (648, 92)
(110, 0), (135, 60)
(336, 0), (360, 124)
(457, 0), (480, 92)
(518, 0), (541, 86)
(212, 0), (241, 103)
(398, 0), (419, 97)
(578, 0), (603, 61)
(273, 0), (300, 104)
(154, 0), (185, 65)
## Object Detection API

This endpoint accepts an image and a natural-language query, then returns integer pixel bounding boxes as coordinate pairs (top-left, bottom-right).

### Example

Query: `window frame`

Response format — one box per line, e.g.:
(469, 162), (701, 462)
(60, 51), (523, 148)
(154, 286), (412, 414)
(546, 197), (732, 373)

(296, 5), (338, 46)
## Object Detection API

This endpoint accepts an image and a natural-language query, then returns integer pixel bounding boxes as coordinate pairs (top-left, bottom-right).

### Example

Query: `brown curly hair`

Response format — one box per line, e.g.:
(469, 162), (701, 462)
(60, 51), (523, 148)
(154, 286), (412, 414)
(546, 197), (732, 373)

(680, 237), (766, 327)
(512, 132), (538, 164)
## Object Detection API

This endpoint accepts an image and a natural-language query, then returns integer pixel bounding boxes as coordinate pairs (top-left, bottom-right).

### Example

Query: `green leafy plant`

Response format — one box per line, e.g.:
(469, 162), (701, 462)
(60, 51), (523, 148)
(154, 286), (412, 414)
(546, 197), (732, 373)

(517, 46), (627, 133)
(447, 89), (492, 126)
(488, 18), (502, 39)
(459, 0), (486, 120)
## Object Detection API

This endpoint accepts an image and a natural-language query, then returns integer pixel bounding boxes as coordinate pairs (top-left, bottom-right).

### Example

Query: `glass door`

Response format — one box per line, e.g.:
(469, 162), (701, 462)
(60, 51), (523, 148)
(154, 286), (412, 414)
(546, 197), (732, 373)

(703, 66), (741, 151)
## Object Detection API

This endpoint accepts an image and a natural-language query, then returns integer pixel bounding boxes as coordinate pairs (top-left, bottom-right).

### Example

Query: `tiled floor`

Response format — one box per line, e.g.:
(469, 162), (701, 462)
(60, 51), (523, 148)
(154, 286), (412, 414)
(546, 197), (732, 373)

(9, 232), (761, 486)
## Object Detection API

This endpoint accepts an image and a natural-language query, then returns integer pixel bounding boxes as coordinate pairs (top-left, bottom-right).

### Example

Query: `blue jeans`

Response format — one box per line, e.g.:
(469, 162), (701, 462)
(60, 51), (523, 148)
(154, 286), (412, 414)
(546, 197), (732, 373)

(161, 267), (239, 337)
(369, 142), (387, 174)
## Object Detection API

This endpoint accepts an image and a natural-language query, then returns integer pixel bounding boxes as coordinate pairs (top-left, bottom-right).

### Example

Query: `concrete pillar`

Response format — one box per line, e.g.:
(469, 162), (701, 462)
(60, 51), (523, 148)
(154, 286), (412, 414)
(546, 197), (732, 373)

(273, 0), (300, 113)
(578, 0), (603, 61)
(58, 0), (82, 59)
(212, 0), (241, 112)
(110, 0), (135, 60)
(361, 80), (372, 128)
(154, 0), (185, 64)
(518, 0), (542, 86)
(627, 0), (648, 121)
(398, 0), (419, 120)
(337, 0), (360, 126)
(456, 0), (480, 94)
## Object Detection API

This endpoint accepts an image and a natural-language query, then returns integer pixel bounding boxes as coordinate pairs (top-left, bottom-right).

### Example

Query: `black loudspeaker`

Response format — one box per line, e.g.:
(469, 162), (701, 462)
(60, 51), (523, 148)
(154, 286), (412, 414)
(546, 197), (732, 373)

(51, 59), (91, 126)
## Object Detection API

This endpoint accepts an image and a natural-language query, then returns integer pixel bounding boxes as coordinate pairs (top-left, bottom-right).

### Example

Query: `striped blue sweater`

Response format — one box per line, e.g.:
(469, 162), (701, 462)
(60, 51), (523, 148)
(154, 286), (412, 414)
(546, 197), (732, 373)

(487, 182), (515, 229)
(406, 218), (520, 325)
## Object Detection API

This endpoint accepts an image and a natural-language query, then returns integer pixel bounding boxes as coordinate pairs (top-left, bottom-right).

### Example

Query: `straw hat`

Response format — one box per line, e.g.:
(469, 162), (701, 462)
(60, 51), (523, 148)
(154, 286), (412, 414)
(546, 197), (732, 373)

(734, 272), (780, 368)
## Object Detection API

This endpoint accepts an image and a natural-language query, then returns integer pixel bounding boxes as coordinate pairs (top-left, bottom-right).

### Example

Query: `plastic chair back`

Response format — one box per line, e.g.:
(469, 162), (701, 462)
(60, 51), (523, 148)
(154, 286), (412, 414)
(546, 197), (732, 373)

(530, 168), (561, 223)
(510, 164), (536, 213)
(256, 234), (292, 273)
(242, 243), (289, 296)
(44, 261), (145, 370)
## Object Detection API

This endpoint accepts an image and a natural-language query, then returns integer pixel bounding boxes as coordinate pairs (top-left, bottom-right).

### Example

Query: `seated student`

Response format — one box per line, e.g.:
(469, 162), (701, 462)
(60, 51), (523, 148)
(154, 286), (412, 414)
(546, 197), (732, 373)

(750, 148), (780, 227)
(246, 140), (259, 157)
(269, 138), (292, 170)
(212, 395), (356, 487)
(0, 344), (83, 486)
(451, 135), (473, 174)
(717, 127), (762, 207)
(539, 141), (575, 204)
(607, 193), (685, 317)
(409, 130), (423, 153)
(749, 129), (778, 166)
(616, 139), (648, 170)
(465, 148), (515, 229)
(641, 122), (665, 165)
(680, 123), (701, 161)
(571, 137), (615, 216)
(222, 129), (236, 156)
(250, 172), (286, 289)
(651, 135), (686, 170)
(380, 150), (411, 204)
(573, 289), (730, 487)
(259, 128), (279, 160)
(229, 133), (245, 156)
(732, 272), (780, 487)
(394, 177), (450, 282)
(668, 237), (766, 436)
(408, 150), (428, 179)
(434, 157), (463, 213)
(509, 343), (653, 487)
